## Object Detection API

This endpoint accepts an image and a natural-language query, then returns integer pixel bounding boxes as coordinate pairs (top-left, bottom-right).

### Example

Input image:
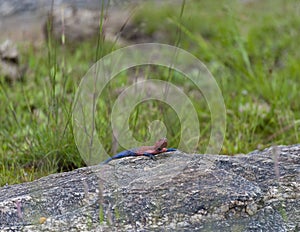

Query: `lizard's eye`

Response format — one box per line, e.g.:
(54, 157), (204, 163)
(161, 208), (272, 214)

(157, 147), (162, 151)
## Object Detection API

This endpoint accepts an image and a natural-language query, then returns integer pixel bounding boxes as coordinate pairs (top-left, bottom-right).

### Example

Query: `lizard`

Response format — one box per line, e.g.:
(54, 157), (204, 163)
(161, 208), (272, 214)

(101, 137), (176, 164)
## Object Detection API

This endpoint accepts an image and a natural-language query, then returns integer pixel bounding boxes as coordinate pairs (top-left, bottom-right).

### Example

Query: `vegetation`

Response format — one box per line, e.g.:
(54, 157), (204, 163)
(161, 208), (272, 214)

(0, 0), (299, 186)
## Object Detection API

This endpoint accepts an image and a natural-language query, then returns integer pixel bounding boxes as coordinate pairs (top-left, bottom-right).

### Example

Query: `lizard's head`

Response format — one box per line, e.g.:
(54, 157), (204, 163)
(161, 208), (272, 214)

(154, 138), (168, 152)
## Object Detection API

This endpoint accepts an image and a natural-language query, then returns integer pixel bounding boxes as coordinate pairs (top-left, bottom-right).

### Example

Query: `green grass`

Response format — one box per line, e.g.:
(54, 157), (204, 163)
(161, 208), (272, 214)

(0, 0), (300, 186)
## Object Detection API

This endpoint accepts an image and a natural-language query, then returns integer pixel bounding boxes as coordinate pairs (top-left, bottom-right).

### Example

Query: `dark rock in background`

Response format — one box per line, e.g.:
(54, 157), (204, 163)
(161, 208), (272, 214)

(0, 145), (299, 231)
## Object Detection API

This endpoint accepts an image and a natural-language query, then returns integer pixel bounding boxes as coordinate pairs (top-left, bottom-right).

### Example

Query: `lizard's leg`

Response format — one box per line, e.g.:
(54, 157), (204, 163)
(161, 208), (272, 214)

(143, 153), (157, 160)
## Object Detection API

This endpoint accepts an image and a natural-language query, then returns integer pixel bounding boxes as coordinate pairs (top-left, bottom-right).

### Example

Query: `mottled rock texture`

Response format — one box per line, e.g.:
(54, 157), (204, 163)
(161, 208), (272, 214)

(0, 145), (299, 231)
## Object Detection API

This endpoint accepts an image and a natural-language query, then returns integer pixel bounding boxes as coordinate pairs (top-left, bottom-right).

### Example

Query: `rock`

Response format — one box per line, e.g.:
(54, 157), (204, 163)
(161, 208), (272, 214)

(0, 40), (19, 60)
(44, 4), (136, 45)
(0, 39), (24, 81)
(0, 0), (139, 44)
(0, 144), (299, 231)
(44, 5), (106, 43)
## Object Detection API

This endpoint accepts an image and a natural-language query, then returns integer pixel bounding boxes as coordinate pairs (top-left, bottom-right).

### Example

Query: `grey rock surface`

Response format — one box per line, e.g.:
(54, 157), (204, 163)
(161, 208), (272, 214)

(0, 145), (299, 231)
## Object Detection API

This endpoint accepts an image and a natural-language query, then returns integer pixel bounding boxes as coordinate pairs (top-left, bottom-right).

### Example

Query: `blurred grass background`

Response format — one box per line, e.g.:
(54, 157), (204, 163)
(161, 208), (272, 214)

(0, 0), (299, 186)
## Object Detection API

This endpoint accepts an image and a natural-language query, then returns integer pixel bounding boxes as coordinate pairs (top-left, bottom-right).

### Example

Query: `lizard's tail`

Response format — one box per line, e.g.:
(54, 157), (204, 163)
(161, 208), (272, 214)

(166, 148), (177, 152)
(99, 157), (113, 165)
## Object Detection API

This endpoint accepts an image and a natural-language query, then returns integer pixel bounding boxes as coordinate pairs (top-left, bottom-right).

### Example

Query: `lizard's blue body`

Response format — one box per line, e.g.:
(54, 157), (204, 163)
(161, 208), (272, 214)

(100, 138), (176, 164)
(101, 148), (176, 164)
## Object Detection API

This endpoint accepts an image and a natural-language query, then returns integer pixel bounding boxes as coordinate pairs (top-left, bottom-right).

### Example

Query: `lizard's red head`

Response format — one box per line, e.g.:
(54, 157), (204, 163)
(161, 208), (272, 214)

(154, 138), (168, 152)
